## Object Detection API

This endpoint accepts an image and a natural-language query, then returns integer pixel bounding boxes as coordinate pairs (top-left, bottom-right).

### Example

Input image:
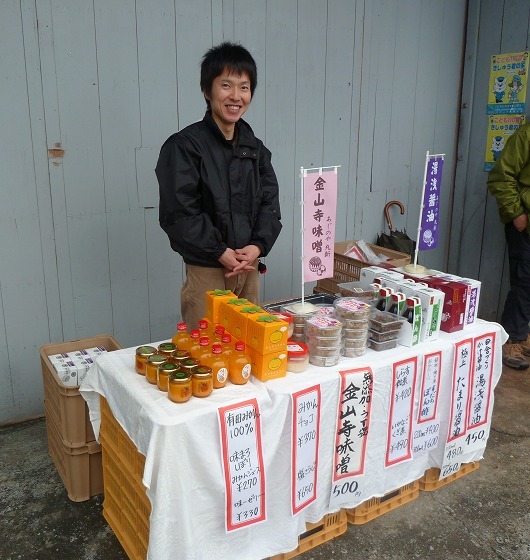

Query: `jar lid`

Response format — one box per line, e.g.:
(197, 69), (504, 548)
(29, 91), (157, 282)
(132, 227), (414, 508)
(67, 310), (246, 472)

(158, 342), (177, 353)
(168, 371), (191, 383)
(147, 353), (169, 365)
(287, 342), (308, 357)
(191, 365), (212, 377)
(172, 350), (191, 361)
(180, 358), (201, 370)
(158, 362), (179, 373)
(136, 345), (157, 356)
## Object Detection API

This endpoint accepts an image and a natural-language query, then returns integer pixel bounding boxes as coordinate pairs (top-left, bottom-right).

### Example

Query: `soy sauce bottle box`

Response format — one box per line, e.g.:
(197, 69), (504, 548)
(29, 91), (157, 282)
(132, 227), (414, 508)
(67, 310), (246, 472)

(426, 278), (468, 334)
(359, 266), (390, 285)
(397, 297), (422, 347)
(413, 286), (444, 342)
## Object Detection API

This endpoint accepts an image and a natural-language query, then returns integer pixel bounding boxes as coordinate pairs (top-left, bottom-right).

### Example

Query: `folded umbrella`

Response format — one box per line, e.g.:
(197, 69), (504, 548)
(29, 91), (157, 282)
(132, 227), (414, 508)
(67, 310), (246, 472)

(376, 200), (416, 258)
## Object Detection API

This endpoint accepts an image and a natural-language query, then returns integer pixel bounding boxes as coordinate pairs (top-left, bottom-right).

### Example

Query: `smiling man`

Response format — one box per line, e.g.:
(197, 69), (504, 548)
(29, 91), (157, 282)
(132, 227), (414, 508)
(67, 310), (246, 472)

(156, 42), (282, 331)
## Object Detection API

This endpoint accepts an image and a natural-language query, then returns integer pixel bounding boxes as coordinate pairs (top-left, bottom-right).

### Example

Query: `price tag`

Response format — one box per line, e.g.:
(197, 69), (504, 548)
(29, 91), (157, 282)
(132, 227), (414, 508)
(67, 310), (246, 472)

(385, 357), (417, 467)
(413, 420), (440, 456)
(464, 425), (489, 453)
(291, 385), (321, 515)
(440, 439), (465, 479)
(218, 399), (266, 531)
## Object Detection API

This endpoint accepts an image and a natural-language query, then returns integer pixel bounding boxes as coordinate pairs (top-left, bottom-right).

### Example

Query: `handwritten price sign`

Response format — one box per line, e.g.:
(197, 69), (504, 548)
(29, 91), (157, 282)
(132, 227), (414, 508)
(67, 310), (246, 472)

(218, 399), (266, 531)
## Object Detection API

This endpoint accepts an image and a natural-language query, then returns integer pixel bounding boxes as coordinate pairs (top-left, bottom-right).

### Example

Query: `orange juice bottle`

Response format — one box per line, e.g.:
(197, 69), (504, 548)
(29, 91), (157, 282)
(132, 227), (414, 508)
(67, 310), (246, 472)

(229, 342), (251, 385)
(207, 343), (229, 389)
(172, 322), (192, 351)
(198, 319), (214, 338)
(213, 325), (225, 342)
(197, 336), (212, 364)
(221, 333), (233, 357)
(188, 329), (201, 358)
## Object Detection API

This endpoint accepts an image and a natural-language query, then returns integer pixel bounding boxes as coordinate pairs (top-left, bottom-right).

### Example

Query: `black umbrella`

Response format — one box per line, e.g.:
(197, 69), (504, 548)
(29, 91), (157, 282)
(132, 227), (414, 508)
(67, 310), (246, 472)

(376, 200), (416, 259)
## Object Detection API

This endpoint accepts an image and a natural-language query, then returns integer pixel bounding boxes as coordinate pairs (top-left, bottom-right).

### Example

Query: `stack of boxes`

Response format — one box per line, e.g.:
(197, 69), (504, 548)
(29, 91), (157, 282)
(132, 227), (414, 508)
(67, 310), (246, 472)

(205, 290), (289, 381)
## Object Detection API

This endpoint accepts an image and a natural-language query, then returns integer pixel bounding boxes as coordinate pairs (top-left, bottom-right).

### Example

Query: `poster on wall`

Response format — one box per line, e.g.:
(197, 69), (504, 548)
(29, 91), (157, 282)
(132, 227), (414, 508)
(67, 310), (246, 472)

(487, 51), (528, 115)
(484, 114), (526, 171)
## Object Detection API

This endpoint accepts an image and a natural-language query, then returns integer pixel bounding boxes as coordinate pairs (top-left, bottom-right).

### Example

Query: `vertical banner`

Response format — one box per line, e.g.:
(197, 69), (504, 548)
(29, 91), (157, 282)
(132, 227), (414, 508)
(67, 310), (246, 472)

(484, 114), (526, 172)
(413, 351), (442, 456)
(302, 168), (338, 282)
(218, 399), (266, 531)
(291, 385), (321, 515)
(385, 357), (417, 467)
(418, 154), (444, 251)
(465, 332), (496, 453)
(329, 367), (373, 509)
(440, 338), (473, 479)
(487, 51), (528, 115)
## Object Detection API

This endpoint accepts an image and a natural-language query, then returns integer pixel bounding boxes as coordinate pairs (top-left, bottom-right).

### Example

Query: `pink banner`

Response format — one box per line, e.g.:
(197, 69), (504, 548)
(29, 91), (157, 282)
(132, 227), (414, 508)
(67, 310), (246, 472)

(303, 170), (338, 282)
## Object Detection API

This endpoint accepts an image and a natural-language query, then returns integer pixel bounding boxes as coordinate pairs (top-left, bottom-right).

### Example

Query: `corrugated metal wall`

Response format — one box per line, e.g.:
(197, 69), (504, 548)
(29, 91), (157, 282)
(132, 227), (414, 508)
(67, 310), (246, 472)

(451, 0), (530, 322)
(0, 0), (467, 423)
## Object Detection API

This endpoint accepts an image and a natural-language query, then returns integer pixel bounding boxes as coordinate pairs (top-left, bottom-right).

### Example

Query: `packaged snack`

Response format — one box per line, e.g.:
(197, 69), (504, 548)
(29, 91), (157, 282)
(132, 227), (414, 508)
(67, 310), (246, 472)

(369, 338), (398, 351)
(369, 311), (404, 333)
(304, 316), (343, 338)
(305, 334), (342, 348)
(308, 353), (341, 367)
(341, 346), (367, 357)
(334, 297), (372, 320)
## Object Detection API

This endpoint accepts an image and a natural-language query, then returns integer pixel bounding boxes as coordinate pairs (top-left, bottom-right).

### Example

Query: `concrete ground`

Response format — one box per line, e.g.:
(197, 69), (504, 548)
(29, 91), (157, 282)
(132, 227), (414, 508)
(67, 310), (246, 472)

(0, 365), (528, 560)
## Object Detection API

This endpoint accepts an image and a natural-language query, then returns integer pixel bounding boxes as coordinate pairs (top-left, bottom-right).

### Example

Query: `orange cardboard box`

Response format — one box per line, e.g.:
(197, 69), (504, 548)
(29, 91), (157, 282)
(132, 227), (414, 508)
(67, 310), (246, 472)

(247, 346), (287, 382)
(218, 298), (252, 337)
(246, 313), (289, 354)
(205, 290), (236, 324)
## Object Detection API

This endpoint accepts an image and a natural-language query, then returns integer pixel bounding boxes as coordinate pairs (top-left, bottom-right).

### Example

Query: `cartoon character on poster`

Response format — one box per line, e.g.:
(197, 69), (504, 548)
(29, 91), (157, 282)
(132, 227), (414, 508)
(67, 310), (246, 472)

(483, 114), (526, 172)
(490, 135), (504, 161)
(487, 51), (528, 115)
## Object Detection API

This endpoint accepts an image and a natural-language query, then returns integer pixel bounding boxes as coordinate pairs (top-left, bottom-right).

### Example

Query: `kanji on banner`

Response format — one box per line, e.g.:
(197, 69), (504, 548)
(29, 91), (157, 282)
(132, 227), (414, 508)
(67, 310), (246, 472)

(302, 169), (338, 282)
(418, 155), (444, 251)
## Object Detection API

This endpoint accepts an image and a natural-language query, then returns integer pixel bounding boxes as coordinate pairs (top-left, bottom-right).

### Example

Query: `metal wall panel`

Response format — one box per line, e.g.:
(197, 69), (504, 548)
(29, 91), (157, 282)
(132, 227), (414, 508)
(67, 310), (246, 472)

(0, 0), (468, 422)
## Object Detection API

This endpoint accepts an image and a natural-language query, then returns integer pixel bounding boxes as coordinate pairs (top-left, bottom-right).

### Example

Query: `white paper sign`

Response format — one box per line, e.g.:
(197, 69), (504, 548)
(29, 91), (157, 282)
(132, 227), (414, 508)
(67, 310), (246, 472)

(447, 338), (473, 442)
(218, 399), (266, 531)
(329, 368), (373, 509)
(386, 357), (417, 467)
(291, 385), (321, 515)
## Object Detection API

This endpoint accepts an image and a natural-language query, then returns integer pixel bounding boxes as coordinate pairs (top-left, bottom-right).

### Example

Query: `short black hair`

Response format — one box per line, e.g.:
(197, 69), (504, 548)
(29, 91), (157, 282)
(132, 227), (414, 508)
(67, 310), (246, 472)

(200, 42), (257, 108)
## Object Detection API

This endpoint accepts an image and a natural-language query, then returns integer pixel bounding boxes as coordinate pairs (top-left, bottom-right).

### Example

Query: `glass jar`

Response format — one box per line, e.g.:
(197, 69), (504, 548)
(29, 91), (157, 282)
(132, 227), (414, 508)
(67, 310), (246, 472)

(158, 342), (178, 357)
(191, 365), (213, 397)
(145, 353), (169, 384)
(287, 342), (309, 373)
(171, 349), (191, 366)
(135, 345), (157, 375)
(157, 362), (179, 392)
(167, 371), (192, 403)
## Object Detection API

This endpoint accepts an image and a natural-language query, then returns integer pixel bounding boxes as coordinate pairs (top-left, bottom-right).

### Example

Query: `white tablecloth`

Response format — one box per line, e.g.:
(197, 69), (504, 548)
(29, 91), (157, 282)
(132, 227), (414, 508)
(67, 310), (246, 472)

(80, 319), (506, 560)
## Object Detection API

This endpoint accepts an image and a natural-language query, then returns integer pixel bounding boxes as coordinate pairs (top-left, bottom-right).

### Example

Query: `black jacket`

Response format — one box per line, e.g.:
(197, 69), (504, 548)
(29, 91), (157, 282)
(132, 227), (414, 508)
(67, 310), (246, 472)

(156, 112), (282, 267)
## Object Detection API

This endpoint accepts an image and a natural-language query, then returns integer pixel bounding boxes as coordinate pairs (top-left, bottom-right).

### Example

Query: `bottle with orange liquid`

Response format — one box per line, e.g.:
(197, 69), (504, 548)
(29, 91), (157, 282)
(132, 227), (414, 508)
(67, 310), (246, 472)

(213, 325), (225, 343)
(172, 322), (192, 352)
(229, 341), (252, 385)
(188, 329), (201, 358)
(197, 336), (212, 364)
(198, 319), (214, 338)
(207, 343), (229, 389)
(221, 333), (233, 357)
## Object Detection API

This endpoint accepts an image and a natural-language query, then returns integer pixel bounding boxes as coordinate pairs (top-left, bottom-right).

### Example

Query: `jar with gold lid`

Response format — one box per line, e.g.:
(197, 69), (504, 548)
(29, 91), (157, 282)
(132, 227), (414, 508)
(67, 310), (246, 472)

(135, 345), (157, 375)
(171, 349), (191, 365)
(191, 365), (213, 398)
(146, 354), (169, 384)
(179, 357), (201, 374)
(157, 362), (179, 392)
(167, 371), (192, 403)
(158, 342), (178, 357)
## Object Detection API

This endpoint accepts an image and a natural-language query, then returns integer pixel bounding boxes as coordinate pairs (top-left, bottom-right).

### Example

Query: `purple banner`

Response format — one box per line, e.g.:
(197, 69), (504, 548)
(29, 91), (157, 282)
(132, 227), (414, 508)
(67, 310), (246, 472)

(419, 156), (444, 251)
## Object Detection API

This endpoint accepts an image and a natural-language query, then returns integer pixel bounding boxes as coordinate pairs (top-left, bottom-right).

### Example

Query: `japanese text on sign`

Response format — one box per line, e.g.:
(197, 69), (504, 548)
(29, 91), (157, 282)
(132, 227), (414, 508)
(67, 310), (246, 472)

(419, 155), (444, 251)
(448, 339), (473, 442)
(386, 357), (417, 467)
(333, 368), (373, 480)
(218, 399), (266, 531)
(468, 333), (495, 429)
(418, 352), (442, 423)
(302, 169), (338, 282)
(291, 385), (321, 515)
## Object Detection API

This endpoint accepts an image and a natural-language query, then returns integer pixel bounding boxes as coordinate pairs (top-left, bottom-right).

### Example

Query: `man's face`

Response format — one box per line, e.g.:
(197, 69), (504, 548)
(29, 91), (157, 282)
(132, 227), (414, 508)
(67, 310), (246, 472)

(206, 68), (252, 138)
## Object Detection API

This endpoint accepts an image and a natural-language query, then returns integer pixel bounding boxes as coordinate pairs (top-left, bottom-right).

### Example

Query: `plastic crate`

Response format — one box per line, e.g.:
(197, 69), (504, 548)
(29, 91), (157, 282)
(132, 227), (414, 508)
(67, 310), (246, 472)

(269, 510), (347, 560)
(345, 481), (419, 525)
(100, 397), (150, 560)
(419, 462), (480, 491)
(40, 335), (122, 447)
(44, 401), (103, 502)
(328, 241), (411, 284)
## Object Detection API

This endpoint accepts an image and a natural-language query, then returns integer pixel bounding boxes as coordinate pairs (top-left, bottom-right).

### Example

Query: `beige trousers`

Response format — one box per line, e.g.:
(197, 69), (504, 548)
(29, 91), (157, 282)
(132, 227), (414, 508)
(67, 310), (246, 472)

(181, 262), (260, 331)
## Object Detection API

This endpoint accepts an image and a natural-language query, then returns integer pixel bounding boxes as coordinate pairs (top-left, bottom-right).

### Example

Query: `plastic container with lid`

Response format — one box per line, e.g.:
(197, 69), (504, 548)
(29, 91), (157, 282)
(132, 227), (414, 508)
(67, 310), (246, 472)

(157, 362), (179, 392)
(289, 332), (306, 344)
(305, 334), (342, 348)
(369, 338), (398, 352)
(167, 371), (192, 403)
(145, 354), (169, 384)
(342, 336), (368, 349)
(342, 327), (369, 339)
(287, 342), (309, 373)
(304, 316), (343, 338)
(281, 301), (320, 325)
(315, 305), (336, 316)
(368, 328), (401, 342)
(334, 297), (372, 321)
(369, 311), (404, 333)
(191, 365), (213, 397)
(308, 352), (341, 367)
(341, 346), (367, 358)
(135, 345), (157, 375)
(337, 281), (377, 301)
(306, 343), (341, 358)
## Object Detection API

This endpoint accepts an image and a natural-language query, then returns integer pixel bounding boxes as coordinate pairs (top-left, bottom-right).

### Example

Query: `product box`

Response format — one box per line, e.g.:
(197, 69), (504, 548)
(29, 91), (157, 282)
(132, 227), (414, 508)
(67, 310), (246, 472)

(218, 298), (252, 336)
(246, 313), (289, 354)
(412, 286), (445, 342)
(374, 287), (394, 313)
(247, 346), (287, 382)
(205, 289), (236, 324)
(359, 265), (390, 285)
(425, 278), (468, 333)
(397, 297), (422, 347)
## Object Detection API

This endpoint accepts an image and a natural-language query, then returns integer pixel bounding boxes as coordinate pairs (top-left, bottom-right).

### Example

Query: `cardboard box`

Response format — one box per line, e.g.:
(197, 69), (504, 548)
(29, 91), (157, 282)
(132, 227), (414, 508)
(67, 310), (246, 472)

(425, 278), (468, 333)
(205, 290), (236, 324)
(412, 286), (445, 342)
(246, 313), (289, 354)
(247, 346), (287, 382)
(397, 297), (422, 347)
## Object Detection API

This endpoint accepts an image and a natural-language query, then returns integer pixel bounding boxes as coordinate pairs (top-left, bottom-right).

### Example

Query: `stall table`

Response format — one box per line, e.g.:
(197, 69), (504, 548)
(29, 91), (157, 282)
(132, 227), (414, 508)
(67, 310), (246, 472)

(80, 319), (505, 560)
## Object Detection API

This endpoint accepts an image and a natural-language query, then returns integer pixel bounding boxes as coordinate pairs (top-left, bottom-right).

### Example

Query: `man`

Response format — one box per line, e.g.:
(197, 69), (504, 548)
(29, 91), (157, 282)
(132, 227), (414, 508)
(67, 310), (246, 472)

(487, 121), (530, 369)
(156, 42), (282, 330)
